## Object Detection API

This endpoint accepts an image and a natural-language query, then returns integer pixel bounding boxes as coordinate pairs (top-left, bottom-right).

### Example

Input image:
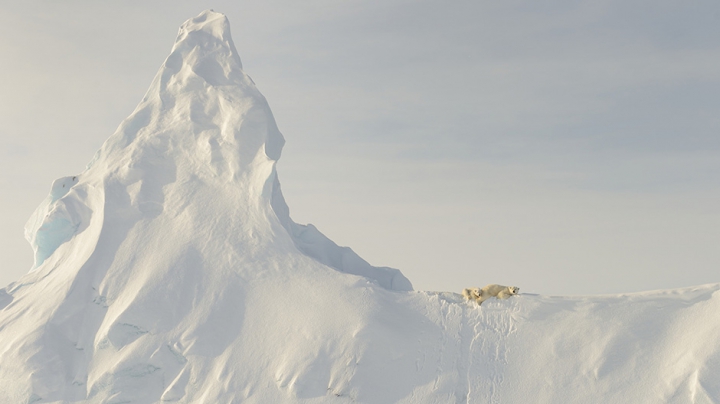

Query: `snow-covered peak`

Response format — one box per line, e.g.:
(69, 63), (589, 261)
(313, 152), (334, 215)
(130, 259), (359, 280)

(174, 10), (242, 69)
(92, 10), (282, 170)
(168, 9), (245, 87)
(22, 9), (409, 289)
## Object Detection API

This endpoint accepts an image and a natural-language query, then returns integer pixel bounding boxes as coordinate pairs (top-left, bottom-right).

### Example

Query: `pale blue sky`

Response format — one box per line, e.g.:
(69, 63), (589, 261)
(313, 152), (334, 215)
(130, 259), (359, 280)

(1, 1), (719, 294)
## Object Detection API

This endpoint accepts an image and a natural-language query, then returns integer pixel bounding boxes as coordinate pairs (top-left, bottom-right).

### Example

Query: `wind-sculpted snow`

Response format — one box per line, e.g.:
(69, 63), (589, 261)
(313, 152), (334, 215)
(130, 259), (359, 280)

(1, 9), (718, 404)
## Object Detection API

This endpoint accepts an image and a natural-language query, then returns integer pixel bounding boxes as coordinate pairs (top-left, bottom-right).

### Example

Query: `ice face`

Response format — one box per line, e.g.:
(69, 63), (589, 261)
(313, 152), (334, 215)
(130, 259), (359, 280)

(25, 176), (91, 268)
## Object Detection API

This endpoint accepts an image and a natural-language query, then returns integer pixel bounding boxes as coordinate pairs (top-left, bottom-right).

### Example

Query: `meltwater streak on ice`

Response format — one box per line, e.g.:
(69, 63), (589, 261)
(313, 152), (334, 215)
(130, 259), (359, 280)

(0, 9), (718, 404)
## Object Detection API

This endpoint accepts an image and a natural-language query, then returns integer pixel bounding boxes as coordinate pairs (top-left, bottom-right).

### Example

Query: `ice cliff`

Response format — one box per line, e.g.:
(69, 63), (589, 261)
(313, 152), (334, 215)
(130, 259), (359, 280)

(0, 10), (718, 404)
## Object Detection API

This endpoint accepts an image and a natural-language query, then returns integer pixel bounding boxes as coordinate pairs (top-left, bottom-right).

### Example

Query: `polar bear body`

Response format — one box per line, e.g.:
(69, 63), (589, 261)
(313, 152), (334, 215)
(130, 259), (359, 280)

(462, 284), (519, 305)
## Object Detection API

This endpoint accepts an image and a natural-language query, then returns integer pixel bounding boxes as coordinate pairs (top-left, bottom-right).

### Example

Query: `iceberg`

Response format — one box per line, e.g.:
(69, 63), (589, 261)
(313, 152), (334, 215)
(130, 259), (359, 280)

(0, 10), (717, 404)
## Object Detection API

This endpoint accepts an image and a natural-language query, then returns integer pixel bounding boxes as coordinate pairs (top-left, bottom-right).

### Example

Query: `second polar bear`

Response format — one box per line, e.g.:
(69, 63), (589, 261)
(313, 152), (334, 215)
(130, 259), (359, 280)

(462, 284), (519, 305)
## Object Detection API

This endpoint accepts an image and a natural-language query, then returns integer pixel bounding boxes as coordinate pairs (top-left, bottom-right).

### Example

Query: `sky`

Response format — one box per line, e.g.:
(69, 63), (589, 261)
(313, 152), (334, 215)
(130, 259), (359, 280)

(1, 1), (719, 295)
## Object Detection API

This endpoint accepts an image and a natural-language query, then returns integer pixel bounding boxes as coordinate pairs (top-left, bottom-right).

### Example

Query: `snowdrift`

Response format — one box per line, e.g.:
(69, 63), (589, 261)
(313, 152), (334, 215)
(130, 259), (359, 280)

(0, 10), (718, 404)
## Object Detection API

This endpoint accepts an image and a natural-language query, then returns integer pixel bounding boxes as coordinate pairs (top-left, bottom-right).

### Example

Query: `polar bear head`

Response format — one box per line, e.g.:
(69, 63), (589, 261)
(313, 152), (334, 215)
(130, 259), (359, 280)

(508, 286), (519, 295)
(462, 287), (482, 300)
(467, 287), (481, 298)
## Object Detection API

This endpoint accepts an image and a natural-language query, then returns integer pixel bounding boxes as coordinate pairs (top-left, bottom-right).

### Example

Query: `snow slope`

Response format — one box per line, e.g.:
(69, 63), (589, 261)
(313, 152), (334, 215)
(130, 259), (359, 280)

(0, 10), (718, 404)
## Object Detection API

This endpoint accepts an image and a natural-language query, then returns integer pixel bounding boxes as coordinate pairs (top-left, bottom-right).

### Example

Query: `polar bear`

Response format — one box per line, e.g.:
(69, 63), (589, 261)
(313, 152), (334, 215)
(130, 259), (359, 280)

(462, 284), (519, 305)
(462, 287), (482, 301)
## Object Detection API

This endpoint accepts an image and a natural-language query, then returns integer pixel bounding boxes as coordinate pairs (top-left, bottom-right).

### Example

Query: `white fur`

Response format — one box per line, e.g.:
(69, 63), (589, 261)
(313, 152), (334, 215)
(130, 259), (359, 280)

(462, 284), (519, 305)
(462, 287), (481, 301)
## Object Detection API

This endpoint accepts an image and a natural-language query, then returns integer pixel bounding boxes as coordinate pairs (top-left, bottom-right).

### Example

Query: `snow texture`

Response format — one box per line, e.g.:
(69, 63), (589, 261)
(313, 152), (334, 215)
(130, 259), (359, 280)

(0, 10), (718, 404)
